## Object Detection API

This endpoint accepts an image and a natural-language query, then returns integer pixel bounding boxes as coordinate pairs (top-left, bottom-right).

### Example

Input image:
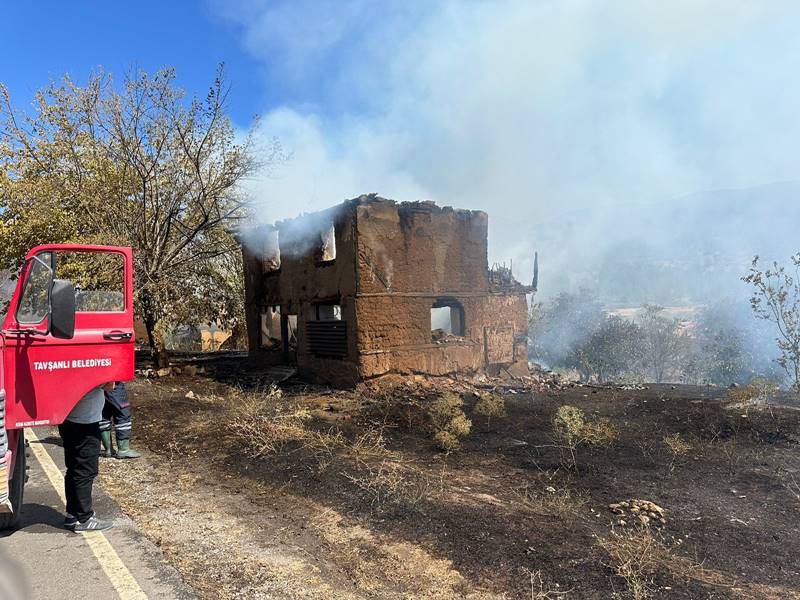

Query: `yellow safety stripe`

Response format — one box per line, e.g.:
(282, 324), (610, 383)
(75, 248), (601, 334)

(26, 428), (148, 600)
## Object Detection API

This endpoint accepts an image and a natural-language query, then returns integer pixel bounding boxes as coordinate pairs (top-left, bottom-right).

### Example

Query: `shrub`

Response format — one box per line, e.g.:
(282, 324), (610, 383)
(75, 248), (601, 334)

(726, 377), (781, 407)
(229, 385), (341, 459)
(598, 525), (698, 600)
(429, 392), (472, 452)
(429, 392), (464, 430)
(597, 526), (668, 600)
(552, 405), (618, 469)
(663, 433), (692, 458)
(474, 393), (507, 429)
(552, 405), (586, 448)
(582, 417), (618, 446)
(434, 430), (461, 453)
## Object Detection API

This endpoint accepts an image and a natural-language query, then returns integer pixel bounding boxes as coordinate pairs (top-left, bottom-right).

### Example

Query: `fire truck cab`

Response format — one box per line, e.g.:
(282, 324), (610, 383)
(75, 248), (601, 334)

(0, 244), (135, 529)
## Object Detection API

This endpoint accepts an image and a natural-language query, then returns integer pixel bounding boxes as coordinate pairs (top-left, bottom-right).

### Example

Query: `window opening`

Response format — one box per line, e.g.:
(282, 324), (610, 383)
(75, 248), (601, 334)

(315, 222), (336, 263)
(260, 305), (283, 349)
(310, 302), (341, 321)
(431, 299), (465, 341)
(262, 228), (280, 272)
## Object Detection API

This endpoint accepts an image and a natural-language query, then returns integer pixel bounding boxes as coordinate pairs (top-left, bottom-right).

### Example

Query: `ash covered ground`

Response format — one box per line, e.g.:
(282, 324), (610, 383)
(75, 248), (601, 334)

(98, 363), (800, 600)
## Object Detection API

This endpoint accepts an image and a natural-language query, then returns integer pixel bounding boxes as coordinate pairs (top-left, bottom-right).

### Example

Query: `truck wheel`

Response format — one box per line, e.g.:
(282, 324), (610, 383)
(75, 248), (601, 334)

(0, 432), (25, 530)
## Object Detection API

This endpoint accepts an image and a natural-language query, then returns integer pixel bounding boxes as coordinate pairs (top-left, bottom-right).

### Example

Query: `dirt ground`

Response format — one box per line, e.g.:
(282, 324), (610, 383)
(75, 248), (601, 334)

(99, 372), (800, 599)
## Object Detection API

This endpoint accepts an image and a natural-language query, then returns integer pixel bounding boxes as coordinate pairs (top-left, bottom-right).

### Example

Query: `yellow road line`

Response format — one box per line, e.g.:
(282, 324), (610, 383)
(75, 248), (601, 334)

(26, 428), (148, 600)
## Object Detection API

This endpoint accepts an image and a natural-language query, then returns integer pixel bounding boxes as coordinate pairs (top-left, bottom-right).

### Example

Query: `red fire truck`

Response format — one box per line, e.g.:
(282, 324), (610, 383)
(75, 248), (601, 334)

(0, 244), (135, 529)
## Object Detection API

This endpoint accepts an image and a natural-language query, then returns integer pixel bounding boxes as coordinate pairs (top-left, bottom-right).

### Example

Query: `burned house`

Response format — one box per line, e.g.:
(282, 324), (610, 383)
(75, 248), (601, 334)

(242, 195), (533, 385)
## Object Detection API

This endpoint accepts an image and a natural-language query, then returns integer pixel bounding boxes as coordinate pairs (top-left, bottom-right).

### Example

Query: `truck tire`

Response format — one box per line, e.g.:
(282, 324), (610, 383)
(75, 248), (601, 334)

(0, 432), (25, 530)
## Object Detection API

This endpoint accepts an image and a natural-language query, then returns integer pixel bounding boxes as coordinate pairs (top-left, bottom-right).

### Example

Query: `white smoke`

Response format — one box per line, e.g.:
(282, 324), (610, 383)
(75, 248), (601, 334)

(213, 0), (800, 302)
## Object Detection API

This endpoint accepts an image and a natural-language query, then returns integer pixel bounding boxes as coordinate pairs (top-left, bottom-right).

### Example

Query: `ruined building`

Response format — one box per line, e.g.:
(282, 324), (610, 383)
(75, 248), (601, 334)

(241, 195), (533, 385)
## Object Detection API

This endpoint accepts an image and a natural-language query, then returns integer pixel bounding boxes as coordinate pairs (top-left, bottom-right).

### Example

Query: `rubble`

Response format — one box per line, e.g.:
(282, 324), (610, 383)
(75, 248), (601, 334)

(357, 363), (568, 399)
(136, 364), (207, 379)
(609, 499), (667, 528)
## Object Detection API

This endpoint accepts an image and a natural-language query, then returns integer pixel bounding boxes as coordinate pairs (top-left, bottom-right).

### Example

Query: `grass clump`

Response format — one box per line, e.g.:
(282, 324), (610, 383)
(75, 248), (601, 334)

(598, 526), (698, 600)
(229, 385), (342, 459)
(514, 485), (589, 517)
(429, 392), (472, 452)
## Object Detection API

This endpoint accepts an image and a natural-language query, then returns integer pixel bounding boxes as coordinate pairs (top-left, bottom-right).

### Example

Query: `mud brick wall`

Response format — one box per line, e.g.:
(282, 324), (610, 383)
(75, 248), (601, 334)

(294, 294), (360, 382)
(355, 200), (489, 294)
(264, 205), (358, 307)
(242, 195), (530, 384)
(354, 292), (528, 378)
(242, 204), (362, 378)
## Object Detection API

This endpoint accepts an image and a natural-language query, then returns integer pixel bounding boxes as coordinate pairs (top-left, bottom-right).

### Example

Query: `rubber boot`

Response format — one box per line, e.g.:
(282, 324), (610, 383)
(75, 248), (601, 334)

(100, 430), (115, 458)
(115, 439), (141, 459)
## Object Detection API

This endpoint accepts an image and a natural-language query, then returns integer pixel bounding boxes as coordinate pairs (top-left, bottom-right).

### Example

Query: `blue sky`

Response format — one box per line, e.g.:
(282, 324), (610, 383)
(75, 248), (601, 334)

(0, 1), (261, 125)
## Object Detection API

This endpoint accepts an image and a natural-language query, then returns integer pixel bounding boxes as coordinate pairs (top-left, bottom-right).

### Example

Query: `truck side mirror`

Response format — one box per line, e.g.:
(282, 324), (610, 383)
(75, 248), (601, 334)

(50, 279), (76, 339)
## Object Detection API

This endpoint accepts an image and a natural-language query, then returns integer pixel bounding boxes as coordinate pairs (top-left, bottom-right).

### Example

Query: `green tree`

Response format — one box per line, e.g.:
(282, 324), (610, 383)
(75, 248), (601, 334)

(0, 66), (272, 364)
(567, 315), (643, 382)
(639, 304), (690, 383)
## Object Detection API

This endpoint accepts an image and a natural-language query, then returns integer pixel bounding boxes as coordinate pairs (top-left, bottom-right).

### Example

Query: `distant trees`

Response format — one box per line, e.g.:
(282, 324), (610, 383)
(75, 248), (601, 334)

(529, 291), (772, 386)
(0, 66), (274, 364)
(743, 255), (800, 393)
(694, 305), (753, 386)
(639, 305), (691, 383)
(566, 316), (642, 383)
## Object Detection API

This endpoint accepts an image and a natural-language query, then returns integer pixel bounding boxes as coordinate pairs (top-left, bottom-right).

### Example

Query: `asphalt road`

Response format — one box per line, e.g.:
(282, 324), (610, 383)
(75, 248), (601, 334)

(0, 428), (194, 600)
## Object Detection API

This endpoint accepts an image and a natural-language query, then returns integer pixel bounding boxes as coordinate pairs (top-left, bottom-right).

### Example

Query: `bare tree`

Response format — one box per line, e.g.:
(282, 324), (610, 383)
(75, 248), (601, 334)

(743, 255), (800, 392)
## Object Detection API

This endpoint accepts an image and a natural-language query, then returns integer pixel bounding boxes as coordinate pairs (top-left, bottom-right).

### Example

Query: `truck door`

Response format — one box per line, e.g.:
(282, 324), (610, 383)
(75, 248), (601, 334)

(2, 245), (135, 428)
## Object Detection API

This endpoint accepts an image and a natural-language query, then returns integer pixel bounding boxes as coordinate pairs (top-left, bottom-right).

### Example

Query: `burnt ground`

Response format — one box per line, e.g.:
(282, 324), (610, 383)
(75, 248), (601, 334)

(98, 372), (800, 599)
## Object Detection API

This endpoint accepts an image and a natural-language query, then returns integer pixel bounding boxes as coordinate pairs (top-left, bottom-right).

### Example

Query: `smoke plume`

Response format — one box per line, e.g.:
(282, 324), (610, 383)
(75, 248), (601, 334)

(213, 0), (800, 309)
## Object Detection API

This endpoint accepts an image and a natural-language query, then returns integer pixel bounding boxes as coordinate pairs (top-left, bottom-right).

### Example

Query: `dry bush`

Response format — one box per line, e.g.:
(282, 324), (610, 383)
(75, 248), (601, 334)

(474, 393), (507, 429)
(718, 439), (744, 479)
(229, 385), (344, 459)
(348, 426), (392, 459)
(582, 417), (618, 446)
(777, 458), (800, 502)
(428, 392), (472, 452)
(597, 526), (673, 600)
(726, 378), (781, 407)
(663, 433), (691, 457)
(433, 430), (461, 453)
(598, 525), (703, 600)
(428, 392), (465, 429)
(663, 433), (692, 471)
(343, 460), (430, 507)
(229, 386), (307, 456)
(526, 569), (570, 599)
(552, 405), (618, 469)
(514, 485), (589, 517)
(552, 405), (585, 447)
